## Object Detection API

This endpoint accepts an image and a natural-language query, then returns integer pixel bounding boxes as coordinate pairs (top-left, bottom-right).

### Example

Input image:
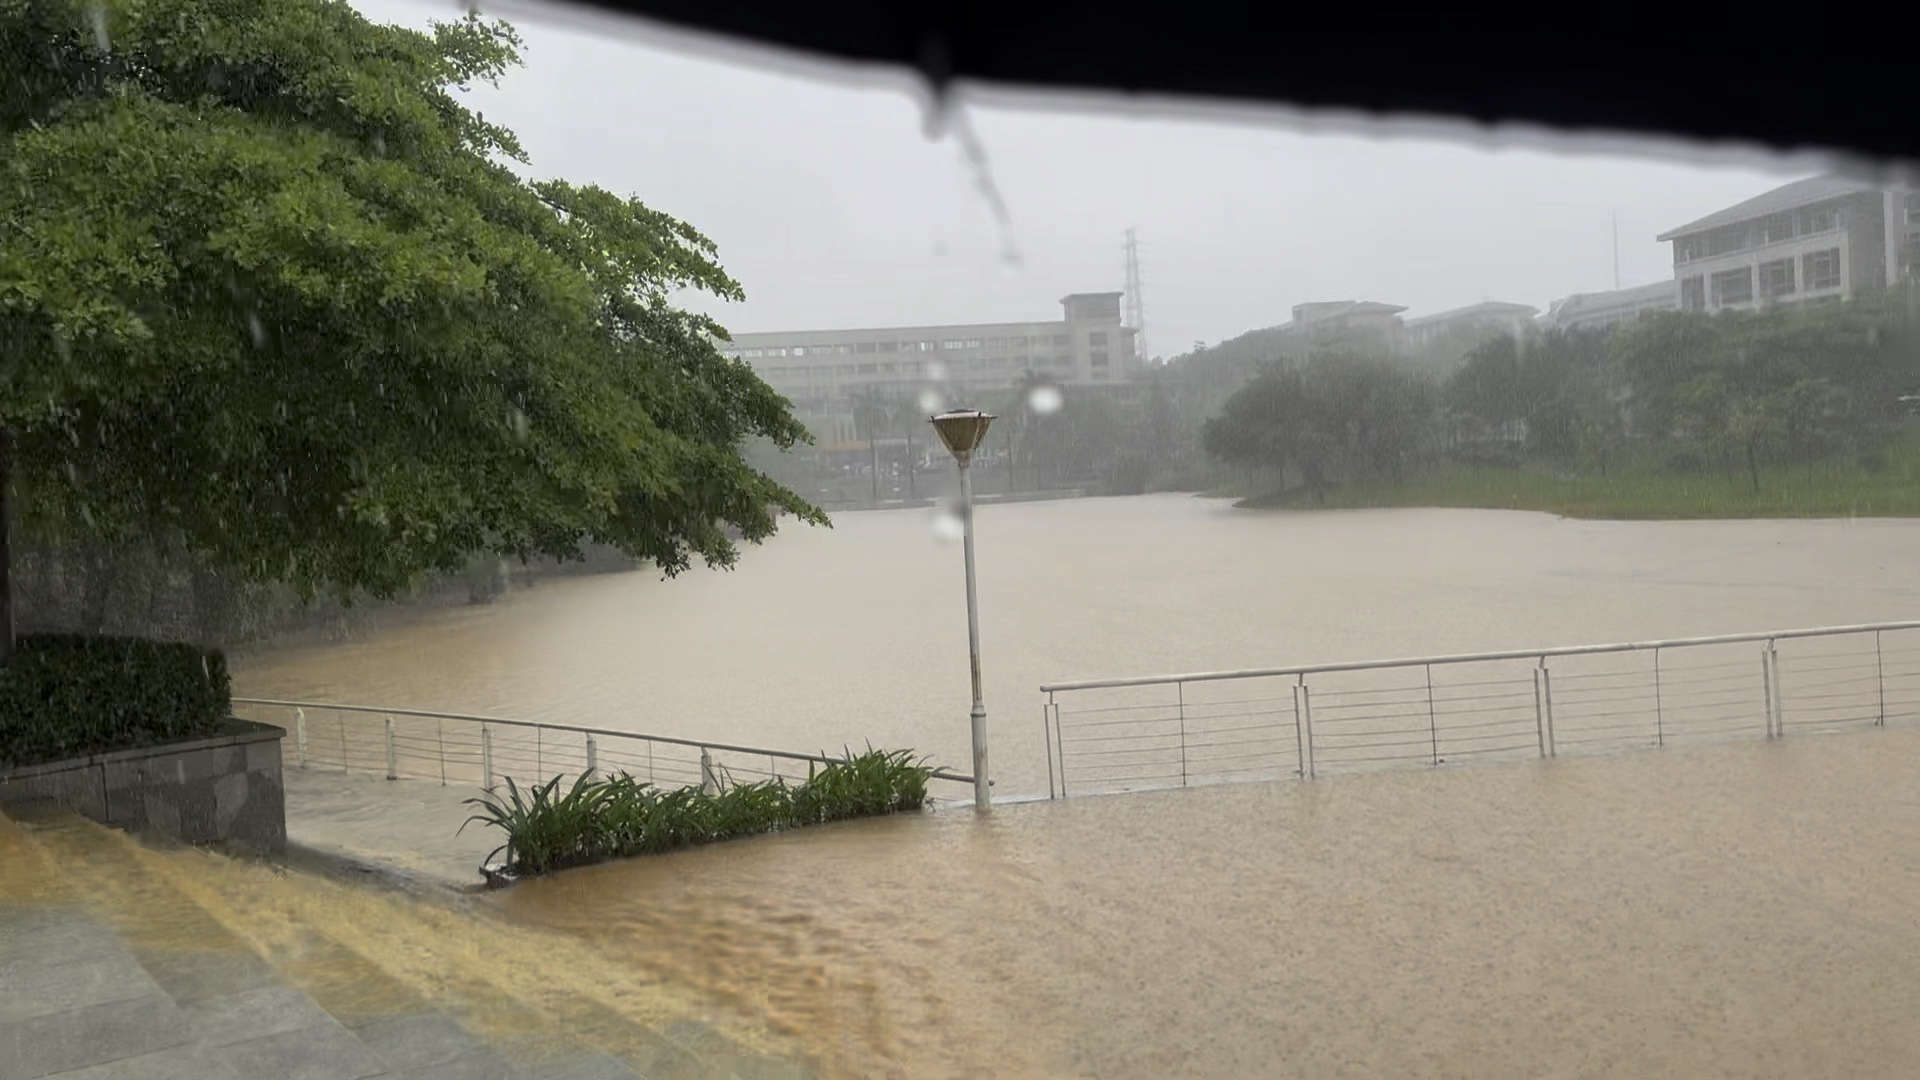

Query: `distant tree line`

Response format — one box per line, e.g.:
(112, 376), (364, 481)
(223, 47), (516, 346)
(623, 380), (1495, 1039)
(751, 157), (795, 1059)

(1198, 289), (1920, 496)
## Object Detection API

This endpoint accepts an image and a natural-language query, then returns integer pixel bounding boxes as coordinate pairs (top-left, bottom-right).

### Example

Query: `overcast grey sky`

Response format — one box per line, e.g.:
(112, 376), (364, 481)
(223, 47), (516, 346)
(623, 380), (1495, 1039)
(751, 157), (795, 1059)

(359, 0), (1826, 359)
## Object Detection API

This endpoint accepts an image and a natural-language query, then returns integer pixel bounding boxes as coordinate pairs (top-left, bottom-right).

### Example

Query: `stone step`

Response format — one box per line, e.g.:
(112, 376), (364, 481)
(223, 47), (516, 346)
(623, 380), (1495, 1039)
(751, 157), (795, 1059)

(12, 813), (807, 1079)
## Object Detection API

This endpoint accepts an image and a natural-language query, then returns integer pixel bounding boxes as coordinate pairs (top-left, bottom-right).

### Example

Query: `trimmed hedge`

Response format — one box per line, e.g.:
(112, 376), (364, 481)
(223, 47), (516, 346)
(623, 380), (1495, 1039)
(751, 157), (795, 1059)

(0, 635), (231, 768)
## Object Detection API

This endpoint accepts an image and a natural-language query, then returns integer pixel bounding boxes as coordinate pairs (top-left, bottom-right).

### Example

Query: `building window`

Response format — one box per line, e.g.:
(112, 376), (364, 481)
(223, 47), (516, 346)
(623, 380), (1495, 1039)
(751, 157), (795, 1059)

(1089, 331), (1109, 345)
(1679, 276), (1705, 311)
(1053, 334), (1070, 345)
(1710, 268), (1753, 307)
(1804, 248), (1842, 290)
(856, 364), (877, 374)
(1760, 218), (1796, 245)
(855, 343), (877, 354)
(1758, 258), (1796, 299)
(1090, 351), (1110, 367)
(1804, 209), (1837, 233)
(964, 339), (982, 349)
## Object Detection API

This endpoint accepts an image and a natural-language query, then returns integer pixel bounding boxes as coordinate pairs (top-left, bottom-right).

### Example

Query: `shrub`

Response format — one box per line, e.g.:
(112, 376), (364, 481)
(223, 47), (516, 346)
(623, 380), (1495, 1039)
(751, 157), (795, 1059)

(463, 747), (936, 880)
(0, 635), (231, 768)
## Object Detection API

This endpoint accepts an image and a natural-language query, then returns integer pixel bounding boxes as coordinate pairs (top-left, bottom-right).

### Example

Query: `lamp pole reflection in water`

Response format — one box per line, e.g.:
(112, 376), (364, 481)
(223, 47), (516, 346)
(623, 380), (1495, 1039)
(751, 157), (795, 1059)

(930, 409), (995, 811)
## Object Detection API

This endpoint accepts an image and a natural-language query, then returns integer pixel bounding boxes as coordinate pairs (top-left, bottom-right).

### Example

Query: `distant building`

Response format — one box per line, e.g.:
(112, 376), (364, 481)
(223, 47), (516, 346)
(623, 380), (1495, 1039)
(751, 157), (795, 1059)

(722, 292), (1137, 428)
(1540, 280), (1679, 332)
(1281, 300), (1408, 344)
(1659, 175), (1920, 315)
(1401, 300), (1539, 351)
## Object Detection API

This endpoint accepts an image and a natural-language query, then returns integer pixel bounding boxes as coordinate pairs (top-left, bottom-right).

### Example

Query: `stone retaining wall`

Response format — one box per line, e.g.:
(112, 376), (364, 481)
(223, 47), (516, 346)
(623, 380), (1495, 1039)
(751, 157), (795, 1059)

(0, 720), (286, 855)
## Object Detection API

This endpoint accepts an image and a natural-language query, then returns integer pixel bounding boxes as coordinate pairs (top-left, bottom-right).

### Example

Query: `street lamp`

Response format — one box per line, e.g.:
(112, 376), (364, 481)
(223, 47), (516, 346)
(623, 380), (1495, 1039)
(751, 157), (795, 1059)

(929, 408), (995, 811)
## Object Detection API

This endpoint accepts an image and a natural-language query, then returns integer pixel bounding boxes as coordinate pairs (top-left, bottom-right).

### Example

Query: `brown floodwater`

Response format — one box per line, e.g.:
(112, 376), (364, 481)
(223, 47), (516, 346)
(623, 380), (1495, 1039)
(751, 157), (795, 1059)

(235, 495), (1920, 797)
(229, 498), (1920, 1076)
(495, 727), (1920, 1079)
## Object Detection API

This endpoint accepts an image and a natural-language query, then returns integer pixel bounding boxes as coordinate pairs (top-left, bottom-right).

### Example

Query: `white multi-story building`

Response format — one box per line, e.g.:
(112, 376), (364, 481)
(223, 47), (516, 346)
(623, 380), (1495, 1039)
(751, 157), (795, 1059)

(1659, 176), (1919, 315)
(1540, 280), (1679, 332)
(721, 293), (1137, 431)
(1402, 300), (1539, 350)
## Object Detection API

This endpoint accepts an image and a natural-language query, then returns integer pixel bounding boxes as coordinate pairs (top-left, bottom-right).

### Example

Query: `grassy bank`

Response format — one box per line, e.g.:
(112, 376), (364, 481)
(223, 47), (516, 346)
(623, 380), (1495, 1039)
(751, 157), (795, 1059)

(1237, 444), (1920, 520)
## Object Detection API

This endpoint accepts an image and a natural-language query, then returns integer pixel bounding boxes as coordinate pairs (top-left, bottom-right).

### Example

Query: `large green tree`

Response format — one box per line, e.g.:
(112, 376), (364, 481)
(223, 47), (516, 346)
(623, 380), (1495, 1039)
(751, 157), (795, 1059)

(0, 0), (824, 662)
(1202, 353), (1438, 497)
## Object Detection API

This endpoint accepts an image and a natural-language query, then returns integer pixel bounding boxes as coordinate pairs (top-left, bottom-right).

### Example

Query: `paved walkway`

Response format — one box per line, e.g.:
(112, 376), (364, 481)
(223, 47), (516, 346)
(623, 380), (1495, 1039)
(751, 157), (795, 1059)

(0, 807), (812, 1080)
(282, 768), (495, 891)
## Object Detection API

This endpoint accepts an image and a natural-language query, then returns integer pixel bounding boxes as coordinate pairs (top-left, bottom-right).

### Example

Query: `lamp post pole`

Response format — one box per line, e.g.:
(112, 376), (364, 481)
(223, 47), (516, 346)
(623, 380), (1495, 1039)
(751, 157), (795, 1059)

(930, 409), (996, 812)
(958, 453), (990, 810)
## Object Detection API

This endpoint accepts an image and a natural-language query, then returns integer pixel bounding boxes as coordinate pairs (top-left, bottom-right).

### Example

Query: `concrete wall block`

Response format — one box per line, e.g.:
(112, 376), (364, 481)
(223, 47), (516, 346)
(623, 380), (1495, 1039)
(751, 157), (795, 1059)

(103, 757), (150, 793)
(104, 780), (148, 831)
(212, 772), (251, 837)
(0, 766), (107, 822)
(244, 739), (281, 775)
(142, 792), (183, 842)
(227, 771), (286, 857)
(6, 726), (285, 857)
(175, 783), (219, 845)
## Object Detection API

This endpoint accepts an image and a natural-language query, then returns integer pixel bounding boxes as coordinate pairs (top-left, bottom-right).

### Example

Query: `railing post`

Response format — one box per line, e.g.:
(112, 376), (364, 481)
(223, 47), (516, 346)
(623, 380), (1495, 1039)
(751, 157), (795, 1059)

(1176, 681), (1189, 787)
(481, 724), (495, 793)
(1653, 648), (1665, 748)
(1538, 658), (1556, 757)
(1533, 666), (1548, 758)
(1291, 680), (1306, 779)
(384, 715), (397, 780)
(585, 734), (598, 783)
(1769, 639), (1783, 736)
(294, 707), (308, 769)
(1043, 696), (1057, 800)
(1424, 664), (1438, 766)
(700, 746), (717, 794)
(1054, 703), (1070, 798)
(1876, 631), (1886, 726)
(1762, 642), (1778, 738)
(1295, 678), (1316, 780)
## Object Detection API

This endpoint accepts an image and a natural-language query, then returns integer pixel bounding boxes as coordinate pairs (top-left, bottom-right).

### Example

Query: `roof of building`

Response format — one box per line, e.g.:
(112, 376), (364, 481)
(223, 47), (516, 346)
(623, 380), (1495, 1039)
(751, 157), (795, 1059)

(1545, 280), (1678, 322)
(1403, 300), (1539, 327)
(1288, 300), (1407, 326)
(727, 319), (1065, 344)
(1657, 175), (1879, 241)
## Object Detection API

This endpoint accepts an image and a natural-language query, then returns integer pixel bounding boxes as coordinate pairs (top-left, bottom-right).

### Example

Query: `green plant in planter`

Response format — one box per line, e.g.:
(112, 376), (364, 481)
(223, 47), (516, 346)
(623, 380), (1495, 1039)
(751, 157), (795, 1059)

(462, 747), (937, 881)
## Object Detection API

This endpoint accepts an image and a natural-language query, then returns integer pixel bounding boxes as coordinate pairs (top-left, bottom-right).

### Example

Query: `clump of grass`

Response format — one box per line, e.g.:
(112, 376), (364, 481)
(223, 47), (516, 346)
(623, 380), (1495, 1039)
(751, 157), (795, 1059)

(461, 747), (936, 881)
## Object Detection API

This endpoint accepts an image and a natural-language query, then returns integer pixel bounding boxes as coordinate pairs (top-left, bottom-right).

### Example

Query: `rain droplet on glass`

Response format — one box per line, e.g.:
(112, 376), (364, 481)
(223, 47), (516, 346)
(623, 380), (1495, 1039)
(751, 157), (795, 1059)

(925, 361), (949, 382)
(918, 388), (946, 414)
(1027, 385), (1064, 415)
(930, 502), (965, 543)
(508, 405), (530, 438)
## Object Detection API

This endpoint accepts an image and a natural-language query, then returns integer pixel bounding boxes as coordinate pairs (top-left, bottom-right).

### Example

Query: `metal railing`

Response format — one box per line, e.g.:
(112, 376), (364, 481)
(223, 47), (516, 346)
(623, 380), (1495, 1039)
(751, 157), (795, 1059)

(232, 698), (975, 795)
(1038, 620), (1920, 798)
